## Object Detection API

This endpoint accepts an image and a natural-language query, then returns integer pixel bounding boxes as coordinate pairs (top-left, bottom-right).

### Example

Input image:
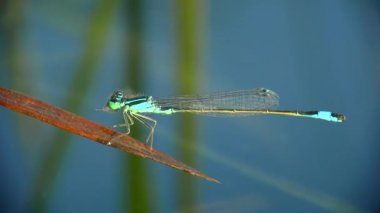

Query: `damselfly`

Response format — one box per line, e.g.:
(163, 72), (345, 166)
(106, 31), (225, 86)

(99, 88), (345, 147)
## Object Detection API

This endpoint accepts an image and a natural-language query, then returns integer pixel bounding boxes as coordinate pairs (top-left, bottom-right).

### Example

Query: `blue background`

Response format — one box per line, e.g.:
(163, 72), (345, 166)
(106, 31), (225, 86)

(1, 0), (379, 212)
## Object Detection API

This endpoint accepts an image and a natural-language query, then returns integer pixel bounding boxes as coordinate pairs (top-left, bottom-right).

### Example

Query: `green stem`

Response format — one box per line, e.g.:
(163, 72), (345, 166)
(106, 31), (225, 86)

(29, 0), (119, 211)
(121, 0), (153, 212)
(177, 0), (202, 212)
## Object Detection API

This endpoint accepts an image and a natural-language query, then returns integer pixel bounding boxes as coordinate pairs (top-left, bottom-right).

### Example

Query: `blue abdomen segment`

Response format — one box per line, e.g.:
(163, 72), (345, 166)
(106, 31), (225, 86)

(303, 111), (346, 122)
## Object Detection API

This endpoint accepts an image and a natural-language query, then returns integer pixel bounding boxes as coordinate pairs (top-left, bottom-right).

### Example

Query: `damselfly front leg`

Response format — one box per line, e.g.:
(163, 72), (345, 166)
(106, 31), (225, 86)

(130, 112), (157, 149)
(113, 110), (134, 134)
(106, 111), (134, 146)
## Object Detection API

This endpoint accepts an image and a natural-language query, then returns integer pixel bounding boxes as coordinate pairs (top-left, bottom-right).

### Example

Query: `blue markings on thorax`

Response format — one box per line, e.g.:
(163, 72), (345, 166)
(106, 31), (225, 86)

(124, 96), (174, 114)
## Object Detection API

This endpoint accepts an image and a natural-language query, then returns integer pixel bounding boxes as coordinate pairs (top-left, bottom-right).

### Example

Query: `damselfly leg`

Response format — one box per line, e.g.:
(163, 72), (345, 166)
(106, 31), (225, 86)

(113, 111), (134, 134)
(130, 112), (157, 149)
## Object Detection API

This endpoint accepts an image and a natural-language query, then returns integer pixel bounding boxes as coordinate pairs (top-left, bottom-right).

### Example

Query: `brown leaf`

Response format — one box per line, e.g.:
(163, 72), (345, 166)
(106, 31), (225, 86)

(0, 87), (220, 183)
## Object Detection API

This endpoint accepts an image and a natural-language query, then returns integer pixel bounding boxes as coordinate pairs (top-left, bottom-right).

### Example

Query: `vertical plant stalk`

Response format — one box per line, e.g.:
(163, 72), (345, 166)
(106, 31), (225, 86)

(2, 0), (36, 153)
(122, 0), (153, 212)
(3, 0), (27, 90)
(177, 0), (201, 211)
(29, 0), (119, 212)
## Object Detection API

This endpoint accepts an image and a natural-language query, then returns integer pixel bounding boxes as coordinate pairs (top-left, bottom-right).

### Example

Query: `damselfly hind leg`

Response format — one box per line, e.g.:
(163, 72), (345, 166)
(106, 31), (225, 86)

(130, 112), (157, 149)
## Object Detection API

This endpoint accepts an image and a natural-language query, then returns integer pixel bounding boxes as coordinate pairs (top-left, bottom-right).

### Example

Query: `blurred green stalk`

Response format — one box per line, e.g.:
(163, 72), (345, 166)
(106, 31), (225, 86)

(3, 0), (27, 90)
(121, 0), (153, 213)
(2, 0), (37, 153)
(29, 0), (119, 212)
(177, 0), (202, 212)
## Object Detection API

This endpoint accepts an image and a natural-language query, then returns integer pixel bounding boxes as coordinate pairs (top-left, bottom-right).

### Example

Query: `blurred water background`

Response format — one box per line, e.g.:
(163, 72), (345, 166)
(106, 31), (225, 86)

(1, 0), (379, 212)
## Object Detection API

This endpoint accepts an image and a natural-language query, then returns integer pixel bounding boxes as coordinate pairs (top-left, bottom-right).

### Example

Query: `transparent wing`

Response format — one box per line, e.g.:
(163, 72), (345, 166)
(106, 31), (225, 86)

(153, 88), (279, 116)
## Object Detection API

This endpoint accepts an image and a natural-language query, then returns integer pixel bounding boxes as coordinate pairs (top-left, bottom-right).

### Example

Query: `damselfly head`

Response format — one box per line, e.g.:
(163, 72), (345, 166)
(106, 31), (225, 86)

(99, 90), (126, 111)
(110, 90), (125, 103)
